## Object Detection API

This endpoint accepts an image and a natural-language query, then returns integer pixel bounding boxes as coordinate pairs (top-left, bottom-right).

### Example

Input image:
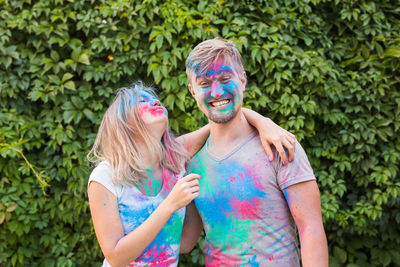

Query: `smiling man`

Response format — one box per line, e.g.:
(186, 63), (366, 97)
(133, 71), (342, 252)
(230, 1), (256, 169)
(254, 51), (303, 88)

(181, 38), (328, 266)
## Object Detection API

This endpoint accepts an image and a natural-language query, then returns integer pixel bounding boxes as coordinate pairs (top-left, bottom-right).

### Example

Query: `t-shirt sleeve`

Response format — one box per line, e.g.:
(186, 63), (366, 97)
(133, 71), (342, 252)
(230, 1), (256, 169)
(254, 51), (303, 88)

(88, 162), (117, 197)
(276, 141), (316, 190)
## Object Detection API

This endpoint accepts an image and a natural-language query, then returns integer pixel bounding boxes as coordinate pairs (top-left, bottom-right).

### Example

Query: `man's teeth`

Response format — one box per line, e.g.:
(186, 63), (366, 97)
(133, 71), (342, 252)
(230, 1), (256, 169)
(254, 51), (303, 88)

(211, 100), (229, 107)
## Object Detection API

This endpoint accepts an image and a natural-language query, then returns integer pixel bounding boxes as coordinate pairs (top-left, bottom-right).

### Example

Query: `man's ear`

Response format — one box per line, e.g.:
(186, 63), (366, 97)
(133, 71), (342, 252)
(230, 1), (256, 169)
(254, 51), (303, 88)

(241, 72), (247, 91)
(188, 83), (195, 97)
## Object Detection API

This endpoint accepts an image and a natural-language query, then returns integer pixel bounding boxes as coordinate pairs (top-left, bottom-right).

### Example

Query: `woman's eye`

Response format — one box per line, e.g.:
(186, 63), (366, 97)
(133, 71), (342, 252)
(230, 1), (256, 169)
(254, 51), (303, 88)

(200, 82), (209, 87)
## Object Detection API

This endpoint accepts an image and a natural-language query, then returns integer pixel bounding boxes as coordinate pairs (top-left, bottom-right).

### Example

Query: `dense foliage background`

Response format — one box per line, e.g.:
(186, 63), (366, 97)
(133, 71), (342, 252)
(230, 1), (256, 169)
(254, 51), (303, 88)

(1, 0), (399, 266)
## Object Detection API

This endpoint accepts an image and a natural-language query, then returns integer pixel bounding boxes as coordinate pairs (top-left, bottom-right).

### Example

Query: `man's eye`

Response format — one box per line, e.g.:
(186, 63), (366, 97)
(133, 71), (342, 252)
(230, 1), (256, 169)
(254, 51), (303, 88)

(200, 81), (209, 87)
(221, 76), (231, 83)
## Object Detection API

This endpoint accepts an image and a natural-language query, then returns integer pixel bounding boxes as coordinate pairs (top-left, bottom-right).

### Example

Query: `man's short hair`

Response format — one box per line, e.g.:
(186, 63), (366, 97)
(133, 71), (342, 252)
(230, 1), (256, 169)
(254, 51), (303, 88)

(185, 37), (245, 82)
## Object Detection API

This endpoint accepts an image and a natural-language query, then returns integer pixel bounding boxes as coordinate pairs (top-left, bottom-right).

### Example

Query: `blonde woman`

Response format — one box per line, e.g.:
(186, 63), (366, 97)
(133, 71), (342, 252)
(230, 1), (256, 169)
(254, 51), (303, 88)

(87, 82), (296, 266)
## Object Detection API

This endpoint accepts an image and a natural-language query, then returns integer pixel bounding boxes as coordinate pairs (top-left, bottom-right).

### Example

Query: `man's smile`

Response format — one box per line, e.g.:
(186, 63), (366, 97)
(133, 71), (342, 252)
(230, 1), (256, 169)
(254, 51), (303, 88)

(208, 98), (231, 108)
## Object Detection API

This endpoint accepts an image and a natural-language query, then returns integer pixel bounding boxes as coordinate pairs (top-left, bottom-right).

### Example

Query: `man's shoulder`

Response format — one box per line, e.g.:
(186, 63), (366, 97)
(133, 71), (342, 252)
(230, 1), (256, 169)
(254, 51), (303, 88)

(237, 132), (270, 157)
(186, 143), (208, 168)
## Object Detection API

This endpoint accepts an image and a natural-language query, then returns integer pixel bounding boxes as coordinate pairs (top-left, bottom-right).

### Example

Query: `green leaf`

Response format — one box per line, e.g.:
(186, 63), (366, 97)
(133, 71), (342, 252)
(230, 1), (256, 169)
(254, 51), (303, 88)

(383, 47), (400, 58)
(333, 246), (347, 263)
(61, 73), (74, 83)
(0, 212), (5, 224)
(63, 110), (75, 123)
(71, 96), (84, 109)
(78, 53), (90, 65)
(48, 75), (60, 84)
(83, 108), (96, 122)
(6, 203), (18, 212)
(156, 35), (163, 50)
(50, 51), (60, 62)
(64, 81), (76, 90)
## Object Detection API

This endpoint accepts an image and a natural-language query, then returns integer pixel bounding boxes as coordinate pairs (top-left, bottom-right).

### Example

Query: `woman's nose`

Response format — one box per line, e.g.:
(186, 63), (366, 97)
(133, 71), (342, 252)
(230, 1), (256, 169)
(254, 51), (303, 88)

(152, 99), (160, 106)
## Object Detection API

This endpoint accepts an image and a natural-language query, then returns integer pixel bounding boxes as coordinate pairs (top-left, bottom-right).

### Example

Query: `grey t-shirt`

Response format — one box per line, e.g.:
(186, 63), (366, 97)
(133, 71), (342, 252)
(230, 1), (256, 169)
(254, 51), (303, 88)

(187, 132), (316, 266)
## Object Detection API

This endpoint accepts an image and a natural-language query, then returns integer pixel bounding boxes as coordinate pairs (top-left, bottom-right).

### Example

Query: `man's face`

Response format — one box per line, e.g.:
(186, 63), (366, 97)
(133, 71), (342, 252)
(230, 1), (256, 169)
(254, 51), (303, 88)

(189, 58), (246, 124)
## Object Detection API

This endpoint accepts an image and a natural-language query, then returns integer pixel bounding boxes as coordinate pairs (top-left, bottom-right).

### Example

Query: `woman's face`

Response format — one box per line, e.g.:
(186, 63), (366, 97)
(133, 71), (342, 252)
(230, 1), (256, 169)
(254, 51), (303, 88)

(136, 90), (168, 136)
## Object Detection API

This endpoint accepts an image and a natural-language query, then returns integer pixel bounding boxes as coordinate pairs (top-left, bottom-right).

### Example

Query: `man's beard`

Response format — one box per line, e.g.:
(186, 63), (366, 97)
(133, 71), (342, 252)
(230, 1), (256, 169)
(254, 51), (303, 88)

(208, 108), (239, 124)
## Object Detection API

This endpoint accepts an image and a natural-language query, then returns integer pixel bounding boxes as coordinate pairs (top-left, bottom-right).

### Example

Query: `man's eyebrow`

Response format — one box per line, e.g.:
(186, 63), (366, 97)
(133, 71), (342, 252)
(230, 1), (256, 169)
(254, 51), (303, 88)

(220, 72), (233, 75)
(195, 75), (207, 81)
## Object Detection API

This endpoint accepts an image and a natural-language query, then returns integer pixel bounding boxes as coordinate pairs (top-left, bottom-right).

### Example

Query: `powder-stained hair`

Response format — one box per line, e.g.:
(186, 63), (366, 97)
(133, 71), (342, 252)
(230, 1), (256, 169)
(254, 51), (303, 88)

(185, 37), (245, 82)
(87, 82), (189, 186)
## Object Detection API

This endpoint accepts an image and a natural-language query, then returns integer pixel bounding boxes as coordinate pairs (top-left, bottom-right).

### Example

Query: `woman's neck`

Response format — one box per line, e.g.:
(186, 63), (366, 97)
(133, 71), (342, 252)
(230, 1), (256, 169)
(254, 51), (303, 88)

(136, 136), (161, 169)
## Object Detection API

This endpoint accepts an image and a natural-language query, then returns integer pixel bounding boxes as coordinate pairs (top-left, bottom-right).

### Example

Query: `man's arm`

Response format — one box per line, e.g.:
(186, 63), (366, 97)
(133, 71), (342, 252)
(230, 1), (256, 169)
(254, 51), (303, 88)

(180, 202), (203, 253)
(242, 108), (296, 165)
(285, 180), (328, 267)
(176, 109), (296, 162)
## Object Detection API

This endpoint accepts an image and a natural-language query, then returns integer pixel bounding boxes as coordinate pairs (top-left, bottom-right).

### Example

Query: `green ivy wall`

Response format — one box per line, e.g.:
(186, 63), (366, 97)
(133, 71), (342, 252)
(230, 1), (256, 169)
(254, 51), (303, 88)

(0, 0), (399, 266)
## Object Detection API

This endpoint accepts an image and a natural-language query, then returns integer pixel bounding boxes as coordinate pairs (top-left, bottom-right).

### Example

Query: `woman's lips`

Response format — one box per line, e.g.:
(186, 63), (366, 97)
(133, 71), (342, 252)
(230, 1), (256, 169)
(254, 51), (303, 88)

(149, 106), (165, 114)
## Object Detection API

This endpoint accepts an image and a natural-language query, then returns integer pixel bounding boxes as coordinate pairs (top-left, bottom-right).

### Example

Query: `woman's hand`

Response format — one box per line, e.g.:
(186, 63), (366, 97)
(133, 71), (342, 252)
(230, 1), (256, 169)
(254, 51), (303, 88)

(242, 108), (296, 165)
(164, 174), (200, 212)
(258, 117), (296, 165)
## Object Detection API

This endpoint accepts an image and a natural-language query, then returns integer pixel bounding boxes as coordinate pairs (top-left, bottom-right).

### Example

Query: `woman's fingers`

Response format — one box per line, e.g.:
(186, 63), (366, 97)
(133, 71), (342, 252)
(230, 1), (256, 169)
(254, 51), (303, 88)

(261, 139), (274, 161)
(181, 173), (200, 182)
(188, 186), (200, 193)
(282, 138), (295, 162)
(187, 179), (199, 187)
(273, 141), (287, 165)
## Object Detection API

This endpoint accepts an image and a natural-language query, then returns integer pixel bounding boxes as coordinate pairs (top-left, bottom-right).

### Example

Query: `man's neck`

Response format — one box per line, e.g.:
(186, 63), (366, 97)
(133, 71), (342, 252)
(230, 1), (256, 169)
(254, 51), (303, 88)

(208, 110), (254, 158)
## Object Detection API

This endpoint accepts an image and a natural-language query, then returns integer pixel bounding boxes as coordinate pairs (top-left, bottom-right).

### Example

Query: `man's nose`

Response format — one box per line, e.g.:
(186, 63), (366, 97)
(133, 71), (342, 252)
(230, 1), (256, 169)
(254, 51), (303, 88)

(210, 84), (224, 98)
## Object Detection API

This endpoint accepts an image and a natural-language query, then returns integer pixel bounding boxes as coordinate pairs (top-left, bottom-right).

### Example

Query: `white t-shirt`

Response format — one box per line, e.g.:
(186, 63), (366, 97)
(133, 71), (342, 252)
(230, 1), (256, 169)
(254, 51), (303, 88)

(88, 161), (185, 267)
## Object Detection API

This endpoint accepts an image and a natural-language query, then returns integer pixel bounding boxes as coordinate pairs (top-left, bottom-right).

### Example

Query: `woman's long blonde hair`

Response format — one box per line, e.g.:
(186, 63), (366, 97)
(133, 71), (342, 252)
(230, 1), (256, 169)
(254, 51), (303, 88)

(88, 82), (189, 186)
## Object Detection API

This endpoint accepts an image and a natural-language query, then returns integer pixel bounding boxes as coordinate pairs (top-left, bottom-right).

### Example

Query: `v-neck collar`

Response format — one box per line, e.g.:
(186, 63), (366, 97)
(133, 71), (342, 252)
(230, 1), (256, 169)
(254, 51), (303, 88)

(205, 131), (258, 162)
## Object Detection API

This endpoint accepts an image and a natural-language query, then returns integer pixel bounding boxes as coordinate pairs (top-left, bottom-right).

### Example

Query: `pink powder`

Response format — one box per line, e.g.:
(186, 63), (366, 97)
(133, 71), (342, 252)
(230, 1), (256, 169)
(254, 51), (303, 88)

(205, 248), (239, 267)
(230, 198), (262, 220)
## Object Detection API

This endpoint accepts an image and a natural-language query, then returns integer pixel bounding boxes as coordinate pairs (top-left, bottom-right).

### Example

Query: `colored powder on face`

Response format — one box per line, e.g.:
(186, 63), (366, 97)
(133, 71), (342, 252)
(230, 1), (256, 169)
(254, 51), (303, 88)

(204, 64), (234, 79)
(193, 62), (242, 123)
(186, 55), (201, 77)
(141, 103), (166, 115)
(137, 102), (166, 119)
